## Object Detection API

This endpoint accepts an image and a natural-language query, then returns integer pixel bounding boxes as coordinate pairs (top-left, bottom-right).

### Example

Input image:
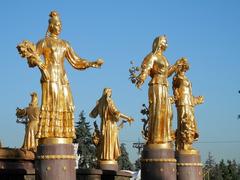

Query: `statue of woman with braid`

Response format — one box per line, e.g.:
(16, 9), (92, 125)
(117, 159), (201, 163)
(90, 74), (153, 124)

(17, 11), (103, 139)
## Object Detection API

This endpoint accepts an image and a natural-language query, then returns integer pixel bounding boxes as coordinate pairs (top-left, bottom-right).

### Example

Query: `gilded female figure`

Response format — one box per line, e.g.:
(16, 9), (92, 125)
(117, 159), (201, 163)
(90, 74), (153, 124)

(90, 88), (133, 161)
(172, 58), (203, 151)
(16, 92), (39, 151)
(17, 11), (103, 139)
(136, 35), (180, 144)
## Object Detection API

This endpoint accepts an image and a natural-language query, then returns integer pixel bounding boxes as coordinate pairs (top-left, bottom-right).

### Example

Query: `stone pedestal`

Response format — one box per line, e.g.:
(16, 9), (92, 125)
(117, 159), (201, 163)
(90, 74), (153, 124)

(77, 168), (102, 180)
(76, 169), (132, 180)
(35, 138), (76, 180)
(0, 148), (35, 180)
(141, 143), (177, 180)
(99, 160), (118, 171)
(176, 150), (203, 180)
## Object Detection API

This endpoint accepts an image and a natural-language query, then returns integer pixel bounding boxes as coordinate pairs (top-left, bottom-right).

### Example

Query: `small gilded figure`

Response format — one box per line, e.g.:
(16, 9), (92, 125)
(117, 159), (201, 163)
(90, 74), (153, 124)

(16, 92), (40, 151)
(17, 11), (103, 140)
(136, 35), (181, 144)
(90, 88), (133, 169)
(172, 58), (204, 151)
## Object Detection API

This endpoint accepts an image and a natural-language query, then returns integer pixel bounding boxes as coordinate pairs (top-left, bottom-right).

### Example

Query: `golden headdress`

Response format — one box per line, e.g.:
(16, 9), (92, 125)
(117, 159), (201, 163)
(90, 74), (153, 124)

(48, 11), (61, 24)
(152, 35), (167, 53)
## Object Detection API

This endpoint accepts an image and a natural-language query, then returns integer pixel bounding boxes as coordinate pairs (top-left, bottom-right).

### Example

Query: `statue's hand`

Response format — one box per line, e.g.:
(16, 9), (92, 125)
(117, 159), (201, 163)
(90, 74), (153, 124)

(175, 57), (188, 66)
(128, 117), (134, 124)
(136, 77), (144, 89)
(92, 59), (104, 68)
(198, 96), (204, 104)
(195, 96), (204, 105)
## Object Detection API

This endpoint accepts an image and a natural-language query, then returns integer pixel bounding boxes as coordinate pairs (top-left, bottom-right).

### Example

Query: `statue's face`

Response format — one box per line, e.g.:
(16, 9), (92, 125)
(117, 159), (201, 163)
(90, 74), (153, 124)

(107, 89), (112, 97)
(49, 21), (62, 36)
(160, 38), (168, 51)
(177, 64), (189, 73)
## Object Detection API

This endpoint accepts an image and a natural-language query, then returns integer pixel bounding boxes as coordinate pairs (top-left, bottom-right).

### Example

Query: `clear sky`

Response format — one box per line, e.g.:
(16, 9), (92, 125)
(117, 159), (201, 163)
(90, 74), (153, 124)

(0, 0), (240, 163)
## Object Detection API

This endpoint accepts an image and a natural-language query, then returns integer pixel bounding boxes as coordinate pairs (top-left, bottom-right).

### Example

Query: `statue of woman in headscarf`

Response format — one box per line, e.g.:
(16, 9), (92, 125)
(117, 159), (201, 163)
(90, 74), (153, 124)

(136, 35), (180, 144)
(16, 92), (40, 151)
(90, 88), (133, 162)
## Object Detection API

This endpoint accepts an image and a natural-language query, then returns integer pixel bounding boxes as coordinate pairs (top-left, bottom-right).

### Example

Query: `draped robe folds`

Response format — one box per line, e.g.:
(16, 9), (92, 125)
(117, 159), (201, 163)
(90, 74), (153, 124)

(139, 53), (173, 144)
(36, 37), (91, 138)
(90, 97), (121, 161)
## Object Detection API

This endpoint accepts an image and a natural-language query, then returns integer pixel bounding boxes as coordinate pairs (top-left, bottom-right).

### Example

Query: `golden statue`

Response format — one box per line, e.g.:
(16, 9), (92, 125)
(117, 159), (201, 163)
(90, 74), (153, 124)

(136, 35), (181, 144)
(172, 58), (204, 151)
(90, 88), (133, 164)
(16, 92), (40, 151)
(17, 11), (103, 141)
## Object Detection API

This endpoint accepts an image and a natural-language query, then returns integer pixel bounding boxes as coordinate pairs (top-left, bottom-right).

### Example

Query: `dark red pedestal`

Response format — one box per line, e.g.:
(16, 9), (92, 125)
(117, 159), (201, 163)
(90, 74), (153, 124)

(141, 143), (177, 180)
(98, 160), (118, 171)
(35, 140), (76, 180)
(176, 150), (203, 180)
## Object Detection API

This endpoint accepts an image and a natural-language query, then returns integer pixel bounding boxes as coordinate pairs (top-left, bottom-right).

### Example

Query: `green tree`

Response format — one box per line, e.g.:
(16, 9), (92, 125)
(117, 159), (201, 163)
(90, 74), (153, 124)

(204, 152), (216, 180)
(74, 110), (97, 168)
(237, 163), (240, 178)
(117, 143), (134, 170)
(227, 160), (239, 180)
(219, 159), (231, 180)
(213, 164), (223, 180)
(134, 157), (141, 171)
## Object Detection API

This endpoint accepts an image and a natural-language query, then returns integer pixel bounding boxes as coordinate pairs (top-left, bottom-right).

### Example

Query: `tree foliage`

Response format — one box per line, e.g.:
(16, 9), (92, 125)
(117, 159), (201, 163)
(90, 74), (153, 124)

(134, 158), (141, 171)
(203, 152), (240, 180)
(117, 143), (134, 171)
(74, 110), (97, 168)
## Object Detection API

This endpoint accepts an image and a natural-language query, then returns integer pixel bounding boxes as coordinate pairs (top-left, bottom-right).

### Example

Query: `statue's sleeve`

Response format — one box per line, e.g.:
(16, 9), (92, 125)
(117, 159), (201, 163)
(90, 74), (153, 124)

(108, 99), (121, 121)
(64, 41), (91, 70)
(138, 53), (155, 82)
(89, 101), (99, 118)
(36, 39), (44, 56)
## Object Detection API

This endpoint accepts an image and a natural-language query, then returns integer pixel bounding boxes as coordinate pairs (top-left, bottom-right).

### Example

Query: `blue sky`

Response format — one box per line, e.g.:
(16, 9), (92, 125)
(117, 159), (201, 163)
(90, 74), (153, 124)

(0, 0), (240, 163)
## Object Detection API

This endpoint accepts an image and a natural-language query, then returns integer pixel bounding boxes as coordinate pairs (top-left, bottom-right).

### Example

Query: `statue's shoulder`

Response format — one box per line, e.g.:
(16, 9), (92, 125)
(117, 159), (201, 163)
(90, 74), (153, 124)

(36, 38), (47, 48)
(145, 52), (157, 61)
(174, 74), (184, 80)
(62, 39), (71, 47)
(173, 74), (185, 86)
(36, 38), (44, 44)
(142, 52), (157, 65)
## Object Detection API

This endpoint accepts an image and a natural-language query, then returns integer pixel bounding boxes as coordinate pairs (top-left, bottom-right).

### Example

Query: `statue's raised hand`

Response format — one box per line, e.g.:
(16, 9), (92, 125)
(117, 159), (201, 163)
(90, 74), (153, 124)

(91, 59), (104, 68)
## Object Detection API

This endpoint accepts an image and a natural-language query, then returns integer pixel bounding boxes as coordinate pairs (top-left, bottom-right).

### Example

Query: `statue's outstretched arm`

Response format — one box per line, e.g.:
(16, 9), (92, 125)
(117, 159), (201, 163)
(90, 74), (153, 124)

(168, 64), (177, 77)
(65, 41), (103, 70)
(119, 113), (134, 123)
(108, 99), (134, 123)
(168, 57), (188, 77)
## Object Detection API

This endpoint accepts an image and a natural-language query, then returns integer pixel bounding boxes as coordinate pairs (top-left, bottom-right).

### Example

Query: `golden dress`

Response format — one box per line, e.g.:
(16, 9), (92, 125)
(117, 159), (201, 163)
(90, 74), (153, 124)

(21, 106), (40, 151)
(173, 73), (199, 149)
(139, 53), (175, 144)
(90, 96), (121, 160)
(36, 36), (91, 138)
